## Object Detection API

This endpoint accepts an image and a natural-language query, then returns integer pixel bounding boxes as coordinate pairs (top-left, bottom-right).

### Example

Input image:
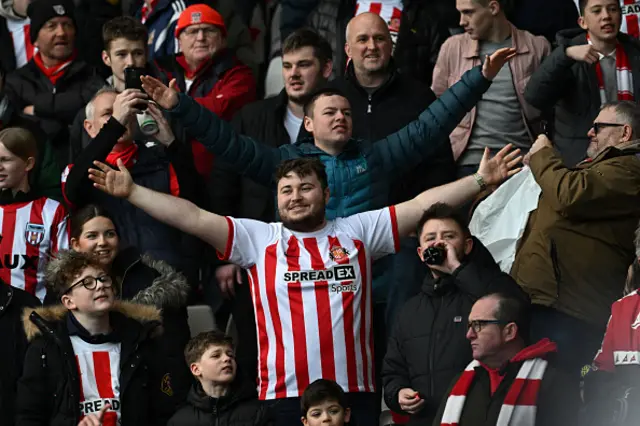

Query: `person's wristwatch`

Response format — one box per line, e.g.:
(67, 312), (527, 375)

(473, 173), (487, 190)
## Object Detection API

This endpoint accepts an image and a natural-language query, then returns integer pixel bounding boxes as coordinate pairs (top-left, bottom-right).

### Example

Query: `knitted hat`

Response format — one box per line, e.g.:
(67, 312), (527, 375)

(175, 4), (226, 38)
(27, 0), (76, 44)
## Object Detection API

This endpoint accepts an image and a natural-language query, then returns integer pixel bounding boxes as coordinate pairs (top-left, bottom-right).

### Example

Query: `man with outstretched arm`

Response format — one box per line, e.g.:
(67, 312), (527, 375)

(87, 147), (521, 426)
(138, 47), (516, 220)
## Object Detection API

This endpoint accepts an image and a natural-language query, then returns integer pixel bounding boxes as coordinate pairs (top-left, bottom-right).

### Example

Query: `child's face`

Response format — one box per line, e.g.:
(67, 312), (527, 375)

(61, 266), (115, 314)
(302, 401), (351, 426)
(191, 344), (236, 385)
(0, 142), (33, 191)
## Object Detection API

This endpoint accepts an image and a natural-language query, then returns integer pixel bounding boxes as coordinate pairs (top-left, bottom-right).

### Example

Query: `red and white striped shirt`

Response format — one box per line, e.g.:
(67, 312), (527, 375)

(621, 0), (640, 39)
(5, 17), (35, 68)
(355, 0), (403, 48)
(71, 337), (121, 426)
(219, 207), (400, 400)
(0, 197), (69, 301)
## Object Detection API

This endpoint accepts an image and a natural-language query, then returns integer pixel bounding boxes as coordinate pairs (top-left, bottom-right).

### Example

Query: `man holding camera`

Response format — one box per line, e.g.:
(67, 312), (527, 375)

(381, 202), (528, 426)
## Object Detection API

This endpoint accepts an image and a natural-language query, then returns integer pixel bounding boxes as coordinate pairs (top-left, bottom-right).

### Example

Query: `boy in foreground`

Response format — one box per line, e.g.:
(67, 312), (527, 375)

(301, 379), (351, 426)
(16, 250), (163, 426)
(168, 330), (270, 426)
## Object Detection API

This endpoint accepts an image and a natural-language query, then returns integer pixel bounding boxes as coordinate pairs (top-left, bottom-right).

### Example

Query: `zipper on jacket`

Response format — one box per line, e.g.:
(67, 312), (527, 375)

(213, 401), (218, 426)
(52, 86), (56, 94)
(367, 94), (372, 113)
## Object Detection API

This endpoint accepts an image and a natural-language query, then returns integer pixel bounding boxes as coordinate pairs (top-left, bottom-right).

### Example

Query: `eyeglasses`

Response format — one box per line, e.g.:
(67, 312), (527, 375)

(64, 274), (113, 295)
(593, 122), (625, 135)
(467, 319), (508, 333)
(182, 26), (219, 37)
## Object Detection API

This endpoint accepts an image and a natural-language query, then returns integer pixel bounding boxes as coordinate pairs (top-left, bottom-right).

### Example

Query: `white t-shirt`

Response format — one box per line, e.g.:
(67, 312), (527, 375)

(218, 207), (400, 399)
(355, 0), (404, 49)
(283, 107), (303, 143)
(71, 337), (122, 426)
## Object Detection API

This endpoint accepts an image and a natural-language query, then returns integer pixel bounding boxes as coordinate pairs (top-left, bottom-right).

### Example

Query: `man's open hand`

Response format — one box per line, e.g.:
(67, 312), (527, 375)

(89, 159), (135, 199)
(482, 47), (517, 80)
(141, 75), (179, 110)
(477, 144), (523, 186)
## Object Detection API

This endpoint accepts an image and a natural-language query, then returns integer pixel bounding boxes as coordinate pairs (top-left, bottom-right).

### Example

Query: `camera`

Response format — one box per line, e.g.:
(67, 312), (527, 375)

(423, 245), (446, 266)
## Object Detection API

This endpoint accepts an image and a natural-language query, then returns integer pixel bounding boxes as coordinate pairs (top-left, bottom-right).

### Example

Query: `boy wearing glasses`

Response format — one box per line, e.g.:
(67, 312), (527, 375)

(433, 293), (578, 426)
(16, 250), (163, 426)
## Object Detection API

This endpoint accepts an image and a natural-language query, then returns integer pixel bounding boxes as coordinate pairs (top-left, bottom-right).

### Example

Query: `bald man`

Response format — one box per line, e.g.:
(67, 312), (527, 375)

(329, 11), (458, 420)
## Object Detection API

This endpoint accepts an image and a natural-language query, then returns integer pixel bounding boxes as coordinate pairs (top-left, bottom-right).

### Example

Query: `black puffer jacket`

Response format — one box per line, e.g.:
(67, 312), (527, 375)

(0, 284), (40, 426)
(4, 59), (104, 166)
(328, 61), (455, 204)
(381, 238), (529, 426)
(524, 29), (640, 166)
(16, 302), (163, 426)
(168, 378), (271, 426)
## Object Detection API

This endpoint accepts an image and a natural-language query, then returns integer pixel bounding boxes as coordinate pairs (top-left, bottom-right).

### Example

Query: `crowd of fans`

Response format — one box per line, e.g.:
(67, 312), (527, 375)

(0, 0), (640, 425)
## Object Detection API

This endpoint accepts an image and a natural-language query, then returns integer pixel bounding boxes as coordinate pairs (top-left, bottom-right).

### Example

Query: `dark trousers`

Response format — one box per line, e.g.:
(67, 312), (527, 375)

(265, 392), (378, 426)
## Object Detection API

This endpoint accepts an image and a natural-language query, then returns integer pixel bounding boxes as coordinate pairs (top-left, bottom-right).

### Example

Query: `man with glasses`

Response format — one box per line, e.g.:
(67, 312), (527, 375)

(382, 202), (527, 426)
(525, 0), (640, 167)
(512, 101), (640, 380)
(432, 293), (578, 426)
(150, 3), (256, 179)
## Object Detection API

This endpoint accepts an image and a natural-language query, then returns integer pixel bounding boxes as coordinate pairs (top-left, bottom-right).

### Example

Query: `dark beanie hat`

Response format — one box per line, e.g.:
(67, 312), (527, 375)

(28, 0), (76, 44)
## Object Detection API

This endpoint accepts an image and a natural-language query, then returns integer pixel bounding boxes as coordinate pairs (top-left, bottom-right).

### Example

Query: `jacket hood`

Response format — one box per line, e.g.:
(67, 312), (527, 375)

(510, 338), (558, 363)
(421, 237), (499, 294)
(22, 300), (162, 342)
(186, 375), (258, 411)
(113, 247), (190, 309)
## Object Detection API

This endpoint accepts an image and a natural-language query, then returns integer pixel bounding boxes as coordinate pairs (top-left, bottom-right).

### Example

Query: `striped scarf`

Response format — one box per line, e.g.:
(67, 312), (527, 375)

(440, 358), (548, 426)
(587, 35), (634, 104)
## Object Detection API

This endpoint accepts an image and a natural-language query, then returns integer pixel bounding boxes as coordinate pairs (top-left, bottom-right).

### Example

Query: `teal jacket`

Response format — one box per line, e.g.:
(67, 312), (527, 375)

(169, 66), (491, 219)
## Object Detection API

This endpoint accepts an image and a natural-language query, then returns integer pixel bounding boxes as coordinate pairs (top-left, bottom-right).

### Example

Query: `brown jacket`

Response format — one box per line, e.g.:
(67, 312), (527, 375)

(510, 143), (640, 327)
(432, 23), (550, 160)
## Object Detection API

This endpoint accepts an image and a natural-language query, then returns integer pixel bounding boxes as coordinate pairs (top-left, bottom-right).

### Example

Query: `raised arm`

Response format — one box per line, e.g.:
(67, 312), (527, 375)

(373, 48), (516, 174)
(141, 76), (285, 185)
(394, 145), (522, 236)
(88, 160), (229, 253)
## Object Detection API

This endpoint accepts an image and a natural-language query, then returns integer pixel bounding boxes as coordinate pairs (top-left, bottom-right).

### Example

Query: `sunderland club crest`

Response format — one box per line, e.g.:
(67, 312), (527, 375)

(53, 4), (65, 15)
(329, 245), (349, 262)
(25, 223), (45, 246)
(191, 11), (202, 23)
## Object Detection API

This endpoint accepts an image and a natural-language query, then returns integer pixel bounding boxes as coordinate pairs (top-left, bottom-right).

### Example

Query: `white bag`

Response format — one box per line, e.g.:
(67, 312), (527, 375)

(469, 167), (541, 273)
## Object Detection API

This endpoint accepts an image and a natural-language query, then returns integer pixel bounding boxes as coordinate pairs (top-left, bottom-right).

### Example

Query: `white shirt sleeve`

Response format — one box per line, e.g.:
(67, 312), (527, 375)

(217, 217), (279, 268)
(339, 206), (400, 260)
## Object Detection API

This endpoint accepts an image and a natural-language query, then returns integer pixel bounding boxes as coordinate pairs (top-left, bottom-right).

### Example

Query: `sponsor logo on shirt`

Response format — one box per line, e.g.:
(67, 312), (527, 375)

(632, 311), (640, 329)
(622, 3), (640, 14)
(0, 254), (38, 270)
(614, 351), (640, 365)
(283, 265), (356, 282)
(80, 398), (120, 416)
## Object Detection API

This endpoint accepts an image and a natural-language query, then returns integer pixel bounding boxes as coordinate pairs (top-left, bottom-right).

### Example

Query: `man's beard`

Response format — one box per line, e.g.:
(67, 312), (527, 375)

(287, 87), (314, 106)
(281, 206), (326, 233)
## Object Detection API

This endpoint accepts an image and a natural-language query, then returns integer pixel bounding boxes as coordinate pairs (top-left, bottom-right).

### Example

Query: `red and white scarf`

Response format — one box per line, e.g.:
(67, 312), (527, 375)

(587, 34), (634, 104)
(439, 358), (548, 426)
